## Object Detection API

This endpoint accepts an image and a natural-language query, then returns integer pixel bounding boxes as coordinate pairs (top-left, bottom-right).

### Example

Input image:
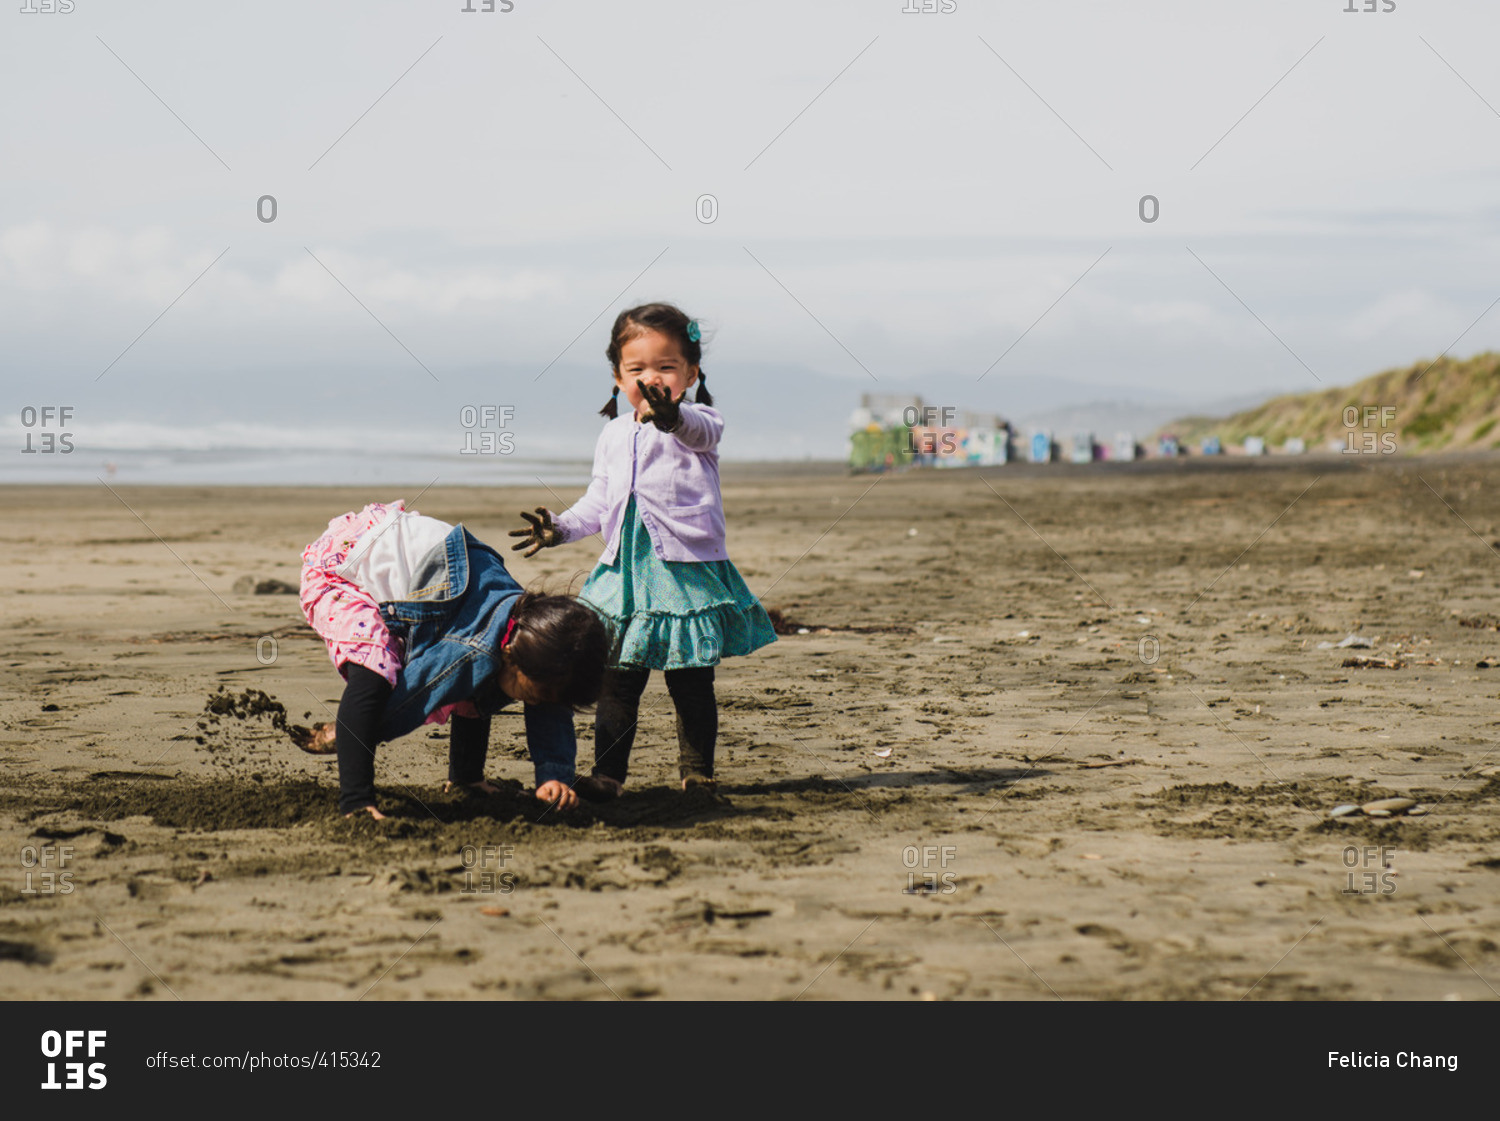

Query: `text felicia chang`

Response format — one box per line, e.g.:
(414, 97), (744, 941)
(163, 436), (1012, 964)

(1328, 1053), (1457, 1071)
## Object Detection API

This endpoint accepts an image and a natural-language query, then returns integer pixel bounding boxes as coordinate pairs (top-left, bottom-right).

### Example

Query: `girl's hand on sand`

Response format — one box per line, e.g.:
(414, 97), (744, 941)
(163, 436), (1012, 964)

(344, 805), (386, 821)
(637, 381), (686, 433)
(535, 779), (578, 810)
(509, 508), (562, 558)
(293, 721), (337, 755)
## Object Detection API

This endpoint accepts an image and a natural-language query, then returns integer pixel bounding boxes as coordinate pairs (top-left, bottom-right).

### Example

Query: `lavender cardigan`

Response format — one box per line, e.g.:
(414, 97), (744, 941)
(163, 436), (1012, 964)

(551, 403), (729, 564)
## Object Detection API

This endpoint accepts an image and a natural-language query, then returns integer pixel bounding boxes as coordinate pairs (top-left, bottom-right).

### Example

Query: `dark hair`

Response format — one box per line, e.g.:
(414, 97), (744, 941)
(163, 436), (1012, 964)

(599, 302), (714, 418)
(503, 592), (609, 708)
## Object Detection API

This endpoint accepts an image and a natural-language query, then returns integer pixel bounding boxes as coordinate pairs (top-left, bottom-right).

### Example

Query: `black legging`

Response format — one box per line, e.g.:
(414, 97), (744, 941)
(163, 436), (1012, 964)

(335, 663), (490, 813)
(592, 666), (716, 784)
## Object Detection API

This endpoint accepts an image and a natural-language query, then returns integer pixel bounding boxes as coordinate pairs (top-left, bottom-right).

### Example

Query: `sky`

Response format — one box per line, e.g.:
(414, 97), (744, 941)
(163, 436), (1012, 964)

(3, 0), (1498, 473)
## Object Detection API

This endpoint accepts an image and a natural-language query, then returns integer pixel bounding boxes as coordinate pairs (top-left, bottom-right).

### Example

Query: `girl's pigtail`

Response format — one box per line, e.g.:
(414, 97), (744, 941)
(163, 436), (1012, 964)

(599, 385), (620, 419)
(507, 590), (534, 631)
(695, 369), (714, 408)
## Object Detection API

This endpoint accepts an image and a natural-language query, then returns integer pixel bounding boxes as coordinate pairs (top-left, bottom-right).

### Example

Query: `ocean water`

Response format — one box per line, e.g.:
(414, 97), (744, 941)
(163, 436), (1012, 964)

(1, 446), (593, 488)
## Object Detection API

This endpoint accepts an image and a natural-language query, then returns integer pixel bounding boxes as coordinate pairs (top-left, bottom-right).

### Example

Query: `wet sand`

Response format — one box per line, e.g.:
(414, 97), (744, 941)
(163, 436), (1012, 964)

(3, 456), (1499, 1000)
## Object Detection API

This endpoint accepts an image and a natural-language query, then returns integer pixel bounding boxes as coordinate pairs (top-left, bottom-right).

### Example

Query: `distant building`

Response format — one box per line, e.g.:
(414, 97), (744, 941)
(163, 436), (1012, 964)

(1243, 436), (1266, 456)
(942, 411), (1010, 467)
(1070, 431), (1094, 464)
(1201, 435), (1221, 456)
(941, 409), (1009, 468)
(974, 426), (1010, 465)
(848, 393), (923, 431)
(849, 394), (1011, 472)
(1030, 431), (1054, 464)
(1114, 432), (1137, 461)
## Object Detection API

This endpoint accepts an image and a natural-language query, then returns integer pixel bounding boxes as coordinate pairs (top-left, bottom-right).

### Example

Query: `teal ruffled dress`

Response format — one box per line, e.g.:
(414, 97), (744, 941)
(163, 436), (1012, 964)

(580, 495), (777, 670)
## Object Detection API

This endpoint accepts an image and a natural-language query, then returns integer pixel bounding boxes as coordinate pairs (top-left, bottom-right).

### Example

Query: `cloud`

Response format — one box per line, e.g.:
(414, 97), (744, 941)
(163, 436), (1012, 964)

(0, 221), (569, 315)
(274, 254), (566, 313)
(1337, 290), (1456, 343)
(0, 221), (221, 303)
(1128, 300), (1216, 327)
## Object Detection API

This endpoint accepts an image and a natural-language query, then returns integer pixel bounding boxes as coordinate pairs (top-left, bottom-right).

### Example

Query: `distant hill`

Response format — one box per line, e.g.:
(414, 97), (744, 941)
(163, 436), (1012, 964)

(1162, 352), (1500, 454)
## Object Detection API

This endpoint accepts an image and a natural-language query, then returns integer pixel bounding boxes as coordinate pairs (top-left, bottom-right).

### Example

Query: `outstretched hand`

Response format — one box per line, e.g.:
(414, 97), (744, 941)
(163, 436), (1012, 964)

(508, 507), (562, 557)
(637, 381), (687, 433)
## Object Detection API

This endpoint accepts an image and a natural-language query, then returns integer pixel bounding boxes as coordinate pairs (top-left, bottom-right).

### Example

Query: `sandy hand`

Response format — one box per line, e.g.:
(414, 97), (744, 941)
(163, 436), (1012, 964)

(292, 721), (337, 755)
(637, 381), (686, 433)
(508, 508), (562, 558)
(535, 779), (578, 810)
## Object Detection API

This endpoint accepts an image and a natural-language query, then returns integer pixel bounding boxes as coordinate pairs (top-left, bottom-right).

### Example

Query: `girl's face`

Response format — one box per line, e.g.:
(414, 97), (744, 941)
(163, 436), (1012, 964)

(614, 329), (698, 418)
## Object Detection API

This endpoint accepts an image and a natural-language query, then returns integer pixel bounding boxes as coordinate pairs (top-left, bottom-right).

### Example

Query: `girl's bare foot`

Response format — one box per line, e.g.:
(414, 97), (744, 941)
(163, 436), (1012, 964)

(574, 774), (623, 802)
(294, 721), (337, 755)
(443, 779), (501, 795)
(681, 773), (716, 792)
(344, 804), (386, 821)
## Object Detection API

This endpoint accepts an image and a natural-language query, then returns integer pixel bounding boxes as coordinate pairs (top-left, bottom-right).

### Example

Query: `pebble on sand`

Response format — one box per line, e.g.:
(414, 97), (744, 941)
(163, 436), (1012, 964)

(1360, 798), (1417, 815)
(1332, 798), (1423, 819)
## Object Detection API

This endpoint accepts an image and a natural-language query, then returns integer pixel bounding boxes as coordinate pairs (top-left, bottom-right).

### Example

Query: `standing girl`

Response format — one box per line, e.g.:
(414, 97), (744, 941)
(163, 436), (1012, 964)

(510, 303), (776, 792)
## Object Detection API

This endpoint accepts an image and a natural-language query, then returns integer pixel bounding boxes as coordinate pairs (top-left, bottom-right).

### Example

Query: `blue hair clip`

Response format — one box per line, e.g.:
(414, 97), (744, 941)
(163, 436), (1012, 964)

(686, 319), (701, 343)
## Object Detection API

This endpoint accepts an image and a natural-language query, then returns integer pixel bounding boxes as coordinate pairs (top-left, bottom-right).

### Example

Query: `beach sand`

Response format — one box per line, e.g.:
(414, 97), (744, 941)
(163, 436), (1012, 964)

(3, 456), (1499, 1000)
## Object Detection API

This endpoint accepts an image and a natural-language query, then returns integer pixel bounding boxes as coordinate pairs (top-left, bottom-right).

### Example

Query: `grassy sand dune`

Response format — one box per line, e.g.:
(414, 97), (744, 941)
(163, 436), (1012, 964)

(1166, 352), (1500, 453)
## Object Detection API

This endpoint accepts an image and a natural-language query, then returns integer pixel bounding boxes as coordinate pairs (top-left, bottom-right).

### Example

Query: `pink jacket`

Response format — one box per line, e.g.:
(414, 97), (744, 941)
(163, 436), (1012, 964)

(552, 403), (728, 564)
